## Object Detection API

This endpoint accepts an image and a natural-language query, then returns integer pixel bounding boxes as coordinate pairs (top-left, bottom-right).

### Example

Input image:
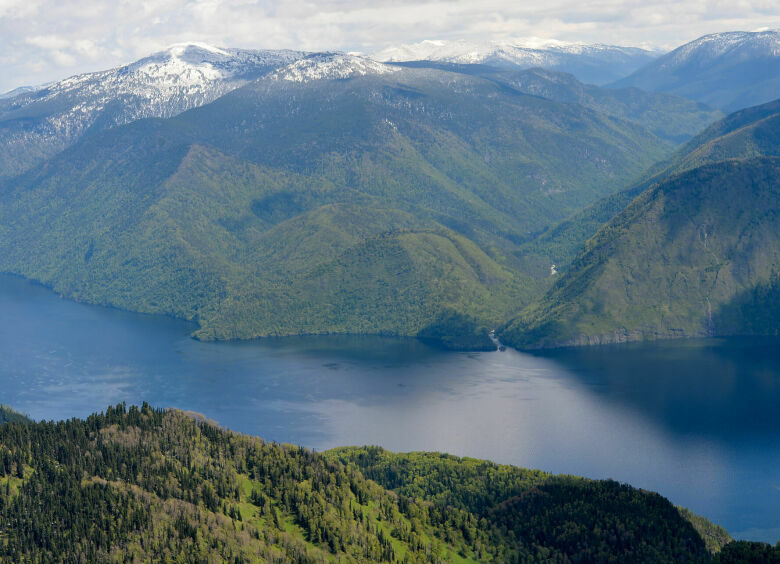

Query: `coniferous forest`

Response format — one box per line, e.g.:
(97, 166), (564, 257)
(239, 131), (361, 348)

(0, 405), (777, 562)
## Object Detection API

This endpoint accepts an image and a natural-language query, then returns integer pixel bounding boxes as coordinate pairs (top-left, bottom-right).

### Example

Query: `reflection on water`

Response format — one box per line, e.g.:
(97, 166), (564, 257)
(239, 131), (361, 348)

(0, 273), (778, 543)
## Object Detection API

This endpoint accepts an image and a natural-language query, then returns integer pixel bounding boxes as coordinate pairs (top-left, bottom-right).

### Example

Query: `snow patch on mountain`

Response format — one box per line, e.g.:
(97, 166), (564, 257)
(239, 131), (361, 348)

(0, 43), (309, 177)
(2, 42), (307, 127)
(271, 53), (399, 83)
(373, 38), (657, 66)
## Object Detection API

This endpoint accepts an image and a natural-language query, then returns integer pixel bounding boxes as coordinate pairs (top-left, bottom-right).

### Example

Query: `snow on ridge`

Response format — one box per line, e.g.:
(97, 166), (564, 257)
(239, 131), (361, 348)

(373, 38), (657, 64)
(0, 44), (310, 163)
(271, 53), (399, 83)
(9, 44), (308, 119)
(664, 30), (780, 66)
(166, 42), (232, 57)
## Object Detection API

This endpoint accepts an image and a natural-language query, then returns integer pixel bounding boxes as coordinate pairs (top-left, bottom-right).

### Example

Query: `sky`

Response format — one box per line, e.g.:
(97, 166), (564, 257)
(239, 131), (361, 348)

(0, 0), (778, 93)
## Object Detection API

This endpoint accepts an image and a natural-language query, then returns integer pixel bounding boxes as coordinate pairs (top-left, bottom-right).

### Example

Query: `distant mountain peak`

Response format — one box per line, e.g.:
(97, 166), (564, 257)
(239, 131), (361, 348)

(613, 30), (780, 111)
(165, 42), (232, 57)
(0, 44), (309, 179)
(663, 30), (780, 68)
(0, 85), (42, 99)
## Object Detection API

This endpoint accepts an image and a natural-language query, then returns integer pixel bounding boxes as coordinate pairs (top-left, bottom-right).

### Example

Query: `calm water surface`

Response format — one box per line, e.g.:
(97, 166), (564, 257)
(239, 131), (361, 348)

(1, 273), (778, 543)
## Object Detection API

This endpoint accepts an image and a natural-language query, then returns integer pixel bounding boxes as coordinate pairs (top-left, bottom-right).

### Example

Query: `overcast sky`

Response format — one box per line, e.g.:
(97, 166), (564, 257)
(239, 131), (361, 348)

(0, 0), (778, 93)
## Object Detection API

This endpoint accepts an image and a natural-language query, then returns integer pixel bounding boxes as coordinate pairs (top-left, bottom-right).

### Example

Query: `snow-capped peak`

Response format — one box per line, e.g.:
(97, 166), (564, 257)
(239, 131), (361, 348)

(166, 42), (232, 57)
(270, 53), (399, 83)
(662, 30), (780, 68)
(0, 44), (310, 175)
(9, 43), (309, 118)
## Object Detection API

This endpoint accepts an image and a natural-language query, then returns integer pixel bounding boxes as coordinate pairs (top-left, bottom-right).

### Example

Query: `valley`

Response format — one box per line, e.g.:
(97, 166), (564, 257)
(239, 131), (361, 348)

(0, 22), (778, 561)
(0, 272), (778, 547)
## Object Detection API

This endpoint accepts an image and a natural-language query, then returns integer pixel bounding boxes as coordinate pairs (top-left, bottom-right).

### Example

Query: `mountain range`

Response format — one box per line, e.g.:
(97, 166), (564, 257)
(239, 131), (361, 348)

(395, 62), (723, 144)
(0, 31), (777, 348)
(0, 51), (679, 345)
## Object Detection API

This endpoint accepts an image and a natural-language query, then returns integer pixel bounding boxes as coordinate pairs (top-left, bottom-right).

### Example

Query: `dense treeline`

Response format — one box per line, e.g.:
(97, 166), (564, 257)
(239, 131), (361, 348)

(328, 447), (718, 562)
(716, 541), (780, 563)
(0, 404), (466, 562)
(0, 406), (773, 562)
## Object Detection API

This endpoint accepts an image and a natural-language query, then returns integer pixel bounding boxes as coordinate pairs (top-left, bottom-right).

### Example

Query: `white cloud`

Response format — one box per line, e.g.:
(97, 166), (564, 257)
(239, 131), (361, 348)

(0, 0), (778, 92)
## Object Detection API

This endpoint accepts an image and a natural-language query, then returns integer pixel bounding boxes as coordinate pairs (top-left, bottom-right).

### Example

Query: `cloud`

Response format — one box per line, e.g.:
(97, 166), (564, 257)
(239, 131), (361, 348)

(0, 0), (778, 92)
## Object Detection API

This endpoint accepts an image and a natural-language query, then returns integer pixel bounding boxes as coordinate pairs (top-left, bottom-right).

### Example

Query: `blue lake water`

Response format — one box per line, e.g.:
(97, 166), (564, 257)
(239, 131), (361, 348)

(0, 273), (778, 543)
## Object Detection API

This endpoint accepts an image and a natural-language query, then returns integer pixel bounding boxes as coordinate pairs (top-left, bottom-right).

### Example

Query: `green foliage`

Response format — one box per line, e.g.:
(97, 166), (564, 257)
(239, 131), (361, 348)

(714, 541), (780, 563)
(0, 67), (672, 346)
(0, 406), (30, 425)
(513, 99), (780, 280)
(503, 100), (780, 349)
(0, 405), (737, 563)
(327, 446), (714, 562)
(0, 404), (470, 563)
(417, 309), (496, 351)
(713, 269), (780, 336)
(503, 157), (780, 348)
(679, 507), (733, 554)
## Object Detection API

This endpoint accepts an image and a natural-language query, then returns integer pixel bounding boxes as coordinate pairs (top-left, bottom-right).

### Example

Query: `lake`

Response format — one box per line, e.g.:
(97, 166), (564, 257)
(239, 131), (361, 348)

(0, 273), (778, 543)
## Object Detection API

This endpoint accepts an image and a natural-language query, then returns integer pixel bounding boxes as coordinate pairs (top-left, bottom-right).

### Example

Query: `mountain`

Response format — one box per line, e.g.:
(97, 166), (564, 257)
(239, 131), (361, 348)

(0, 86), (41, 100)
(513, 98), (780, 278)
(374, 38), (660, 84)
(0, 402), (746, 562)
(0, 43), (305, 179)
(0, 53), (674, 344)
(502, 153), (780, 348)
(612, 31), (780, 111)
(395, 63), (723, 144)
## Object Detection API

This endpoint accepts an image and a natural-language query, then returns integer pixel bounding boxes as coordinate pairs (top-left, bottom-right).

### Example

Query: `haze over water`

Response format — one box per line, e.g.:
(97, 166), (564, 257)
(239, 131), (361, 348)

(1, 273), (778, 543)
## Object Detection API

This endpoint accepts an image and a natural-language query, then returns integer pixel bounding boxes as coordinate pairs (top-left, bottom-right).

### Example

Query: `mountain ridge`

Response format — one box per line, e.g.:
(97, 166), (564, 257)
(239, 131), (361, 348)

(373, 38), (660, 84)
(502, 155), (780, 348)
(0, 43), (307, 179)
(612, 30), (780, 111)
(0, 403), (755, 562)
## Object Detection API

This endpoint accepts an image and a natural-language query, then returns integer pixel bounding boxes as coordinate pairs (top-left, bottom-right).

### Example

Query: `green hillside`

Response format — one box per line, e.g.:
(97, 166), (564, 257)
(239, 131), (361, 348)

(0, 403), (754, 562)
(502, 157), (780, 348)
(397, 62), (723, 143)
(513, 99), (780, 279)
(0, 63), (672, 344)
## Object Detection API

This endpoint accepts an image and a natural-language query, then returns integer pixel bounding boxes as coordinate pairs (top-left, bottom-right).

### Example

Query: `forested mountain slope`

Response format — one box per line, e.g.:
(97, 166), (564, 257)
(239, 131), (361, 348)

(1, 403), (760, 562)
(513, 99), (780, 278)
(0, 54), (673, 344)
(502, 156), (780, 348)
(396, 62), (723, 143)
